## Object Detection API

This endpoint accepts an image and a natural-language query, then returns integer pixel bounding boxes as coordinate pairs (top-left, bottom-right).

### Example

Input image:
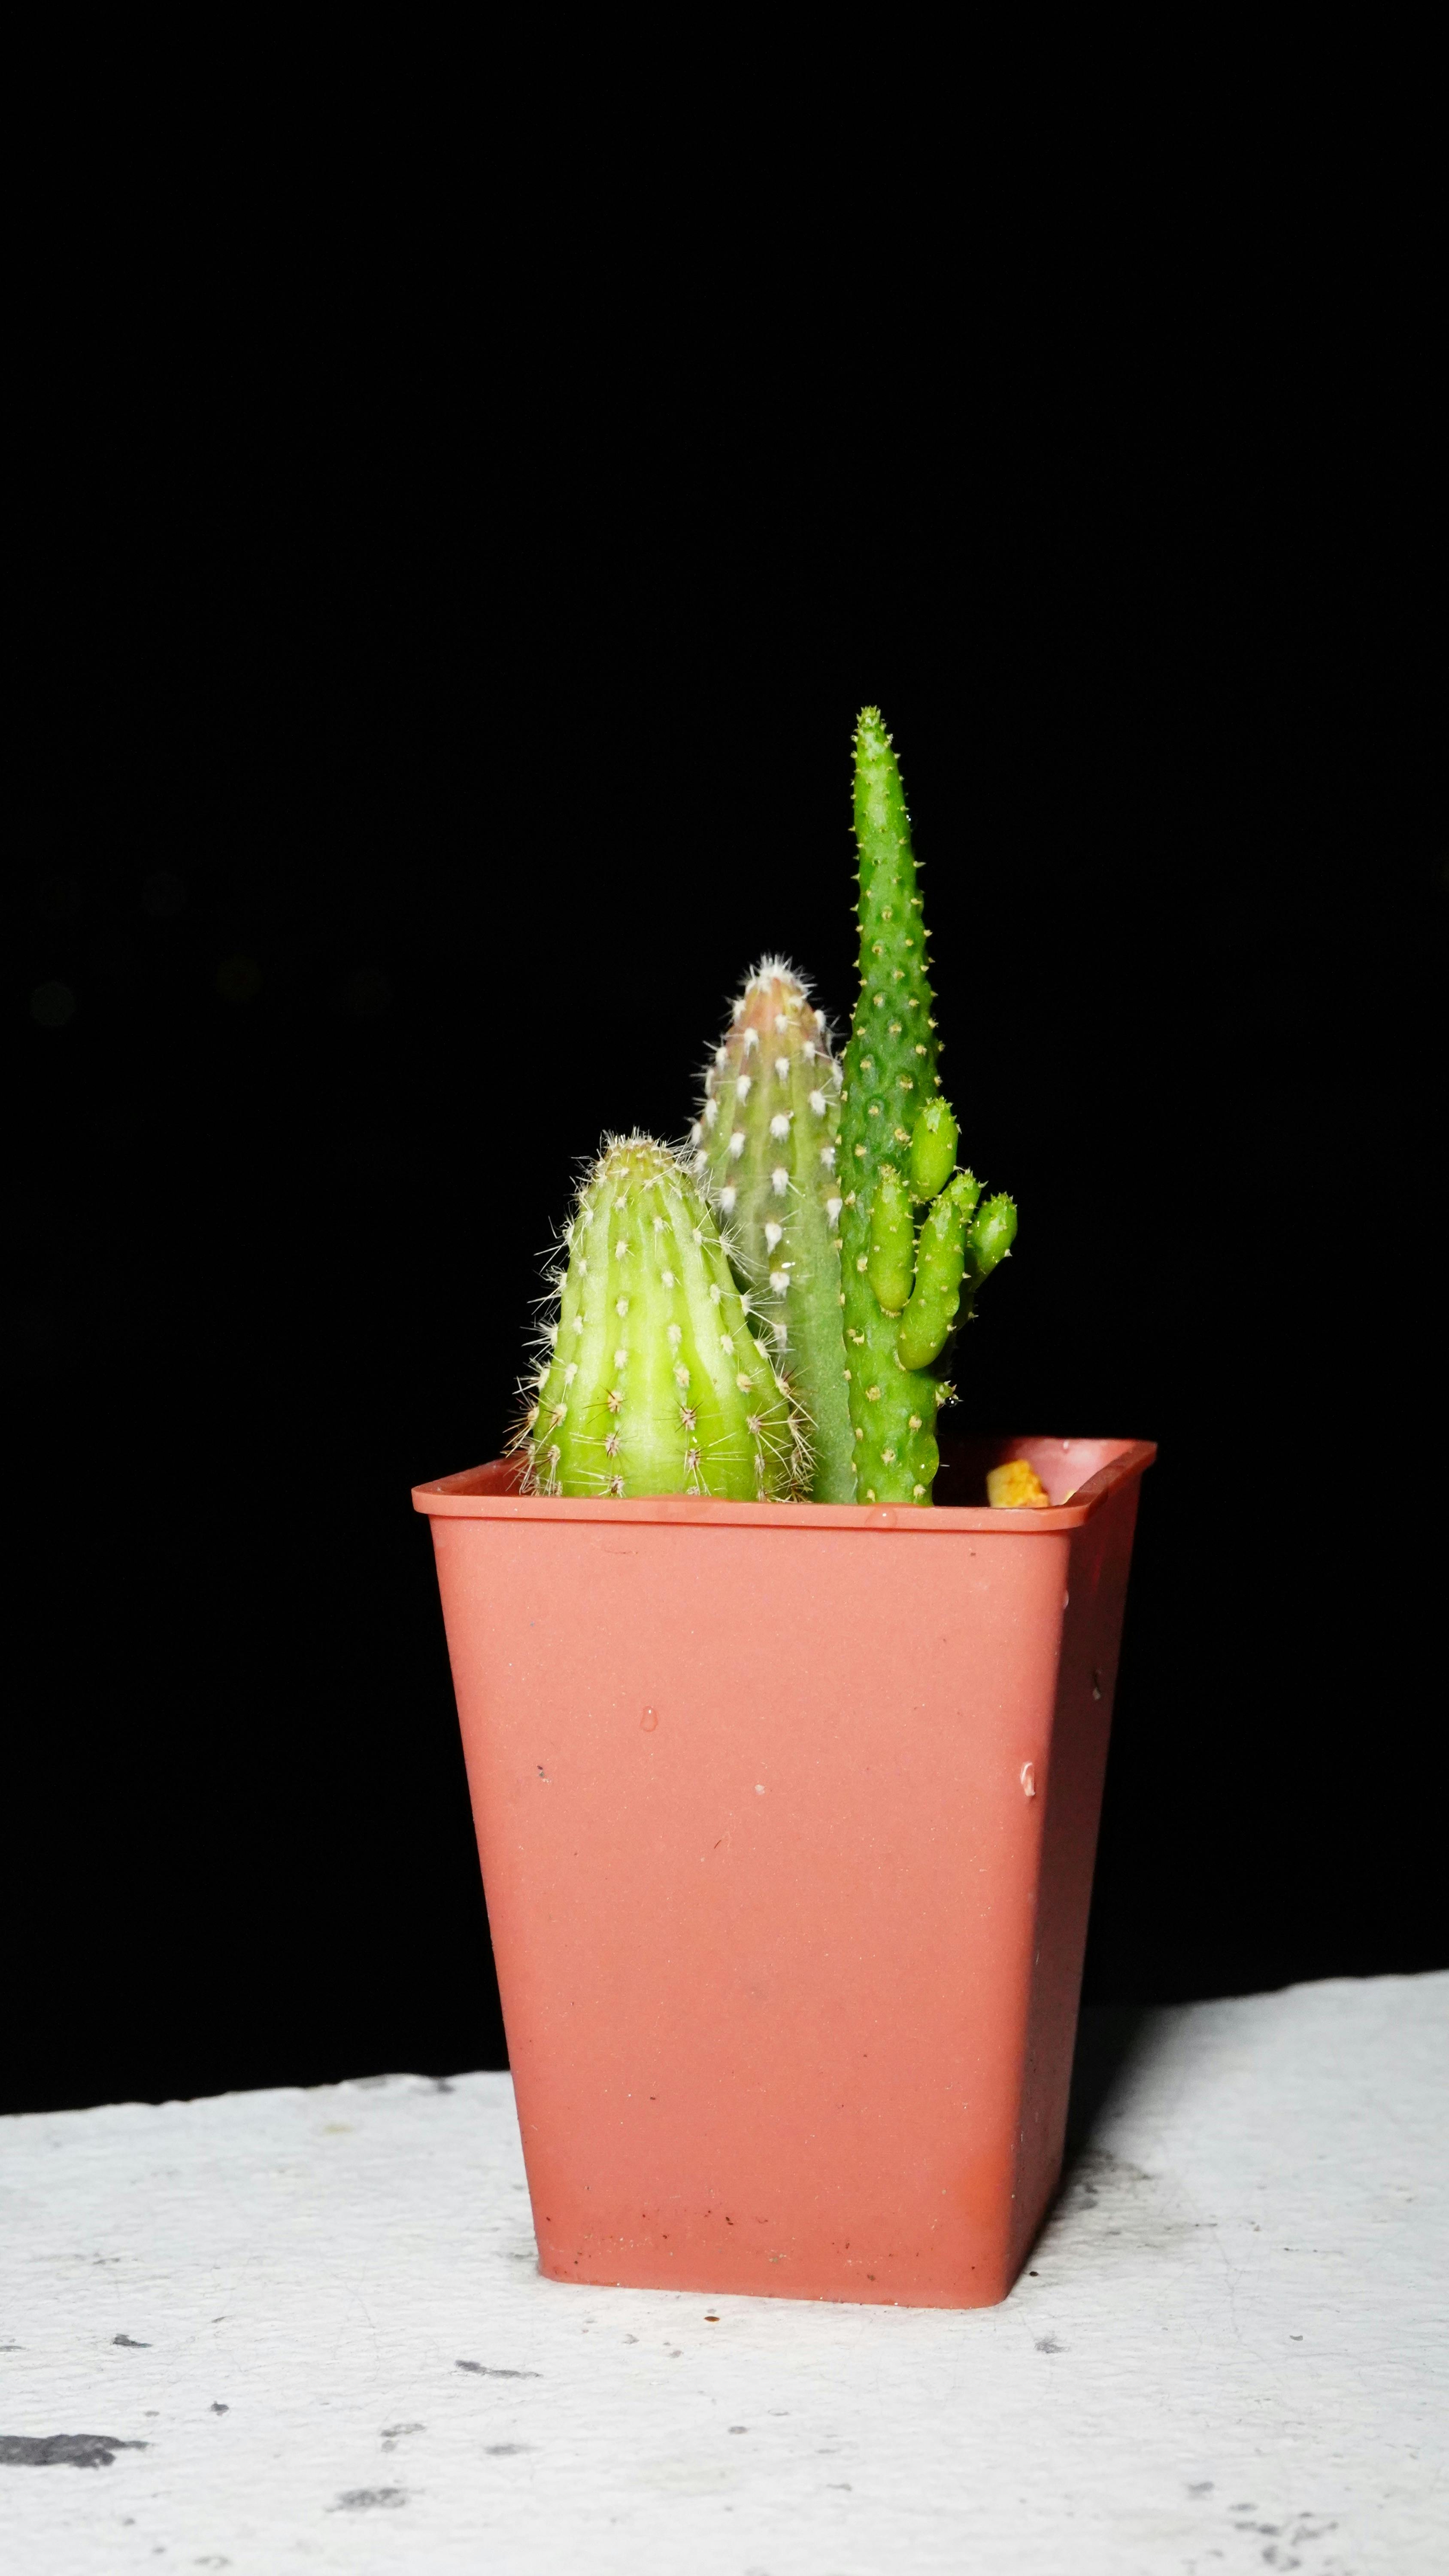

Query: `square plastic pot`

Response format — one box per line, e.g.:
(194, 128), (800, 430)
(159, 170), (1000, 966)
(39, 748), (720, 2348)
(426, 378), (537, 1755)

(413, 1432), (1154, 2310)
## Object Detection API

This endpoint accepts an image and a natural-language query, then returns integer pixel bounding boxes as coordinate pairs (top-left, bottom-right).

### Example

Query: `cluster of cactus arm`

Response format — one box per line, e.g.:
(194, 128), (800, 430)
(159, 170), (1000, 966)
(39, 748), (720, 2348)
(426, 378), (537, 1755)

(516, 710), (1015, 1508)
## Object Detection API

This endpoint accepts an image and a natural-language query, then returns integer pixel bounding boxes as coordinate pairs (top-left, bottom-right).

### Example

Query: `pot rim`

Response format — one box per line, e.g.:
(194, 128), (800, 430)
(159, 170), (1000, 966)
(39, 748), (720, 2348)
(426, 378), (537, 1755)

(412, 1435), (1156, 1534)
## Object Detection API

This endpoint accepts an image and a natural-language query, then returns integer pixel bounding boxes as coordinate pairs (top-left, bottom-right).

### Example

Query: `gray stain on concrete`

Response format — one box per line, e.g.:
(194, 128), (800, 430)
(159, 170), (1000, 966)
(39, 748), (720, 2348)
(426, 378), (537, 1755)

(332, 2487), (407, 2510)
(0, 2433), (149, 2469)
(456, 2360), (541, 2379)
(112, 2334), (150, 2348)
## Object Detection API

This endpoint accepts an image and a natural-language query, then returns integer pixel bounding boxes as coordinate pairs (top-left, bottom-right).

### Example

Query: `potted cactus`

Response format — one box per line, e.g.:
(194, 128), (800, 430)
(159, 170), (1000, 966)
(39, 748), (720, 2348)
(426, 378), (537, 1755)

(415, 711), (1154, 2309)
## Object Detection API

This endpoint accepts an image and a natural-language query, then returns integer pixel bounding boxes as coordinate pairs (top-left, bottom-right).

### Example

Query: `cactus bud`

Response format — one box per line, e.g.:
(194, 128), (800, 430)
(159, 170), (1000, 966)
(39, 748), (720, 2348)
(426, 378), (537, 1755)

(908, 1097), (958, 1201)
(866, 1165), (915, 1314)
(965, 1192), (1018, 1284)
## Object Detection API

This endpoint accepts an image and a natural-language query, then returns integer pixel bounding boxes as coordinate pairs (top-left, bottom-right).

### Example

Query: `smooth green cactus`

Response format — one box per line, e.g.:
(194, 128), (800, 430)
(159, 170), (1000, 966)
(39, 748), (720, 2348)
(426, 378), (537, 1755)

(694, 962), (856, 1501)
(837, 710), (1017, 1503)
(516, 1134), (803, 1501)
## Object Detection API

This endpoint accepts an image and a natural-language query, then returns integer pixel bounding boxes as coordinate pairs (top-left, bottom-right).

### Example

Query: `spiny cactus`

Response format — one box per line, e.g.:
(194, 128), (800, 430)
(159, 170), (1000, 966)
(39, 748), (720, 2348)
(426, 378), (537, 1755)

(691, 962), (857, 1502)
(837, 710), (1017, 1504)
(515, 1134), (804, 1501)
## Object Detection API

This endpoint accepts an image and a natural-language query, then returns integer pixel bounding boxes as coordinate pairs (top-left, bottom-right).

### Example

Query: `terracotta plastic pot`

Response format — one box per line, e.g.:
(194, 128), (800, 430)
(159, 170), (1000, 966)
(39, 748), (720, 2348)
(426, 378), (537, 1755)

(413, 1432), (1155, 2310)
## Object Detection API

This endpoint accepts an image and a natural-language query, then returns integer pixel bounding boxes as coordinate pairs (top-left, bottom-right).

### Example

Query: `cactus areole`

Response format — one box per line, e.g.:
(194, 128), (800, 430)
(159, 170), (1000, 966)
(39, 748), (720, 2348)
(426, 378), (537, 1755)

(516, 1136), (803, 1503)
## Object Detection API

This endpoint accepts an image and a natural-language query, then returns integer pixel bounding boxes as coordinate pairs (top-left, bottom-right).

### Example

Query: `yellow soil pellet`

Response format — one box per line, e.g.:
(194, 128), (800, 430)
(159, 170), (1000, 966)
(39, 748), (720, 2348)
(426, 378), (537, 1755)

(986, 1458), (1052, 1510)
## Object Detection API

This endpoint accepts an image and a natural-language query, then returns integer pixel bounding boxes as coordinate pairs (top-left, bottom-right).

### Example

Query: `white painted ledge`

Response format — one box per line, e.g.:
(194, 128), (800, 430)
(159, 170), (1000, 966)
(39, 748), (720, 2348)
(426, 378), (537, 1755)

(1, 1973), (1445, 2574)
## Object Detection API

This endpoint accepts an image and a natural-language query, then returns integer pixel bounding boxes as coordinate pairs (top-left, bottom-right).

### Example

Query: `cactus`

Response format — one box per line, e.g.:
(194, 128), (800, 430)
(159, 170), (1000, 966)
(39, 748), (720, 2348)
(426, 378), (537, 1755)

(509, 717), (1016, 1510)
(691, 963), (857, 1502)
(837, 710), (1017, 1504)
(515, 1134), (804, 1501)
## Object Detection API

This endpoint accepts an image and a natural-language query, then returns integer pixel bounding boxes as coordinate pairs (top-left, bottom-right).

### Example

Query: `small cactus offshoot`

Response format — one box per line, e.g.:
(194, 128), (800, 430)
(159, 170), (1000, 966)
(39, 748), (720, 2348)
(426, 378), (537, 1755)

(516, 1135), (804, 1501)
(692, 962), (856, 1503)
(837, 709), (1017, 1504)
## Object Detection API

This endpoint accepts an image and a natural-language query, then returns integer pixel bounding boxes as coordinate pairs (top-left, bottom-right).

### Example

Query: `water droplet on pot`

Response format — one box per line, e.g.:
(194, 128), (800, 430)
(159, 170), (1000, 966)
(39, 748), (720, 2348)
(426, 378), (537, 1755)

(640, 1709), (658, 1732)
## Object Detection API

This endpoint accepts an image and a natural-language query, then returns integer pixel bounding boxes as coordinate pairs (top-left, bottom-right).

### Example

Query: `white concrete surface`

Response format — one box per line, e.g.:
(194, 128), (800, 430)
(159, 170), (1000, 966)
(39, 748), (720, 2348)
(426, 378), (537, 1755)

(1, 1974), (1444, 2574)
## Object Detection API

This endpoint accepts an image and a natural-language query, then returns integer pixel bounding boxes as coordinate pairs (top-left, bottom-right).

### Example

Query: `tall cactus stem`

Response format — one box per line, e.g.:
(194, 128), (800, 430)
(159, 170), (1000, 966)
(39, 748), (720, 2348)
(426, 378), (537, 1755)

(837, 712), (949, 1501)
(694, 961), (856, 1502)
(908, 1097), (959, 1201)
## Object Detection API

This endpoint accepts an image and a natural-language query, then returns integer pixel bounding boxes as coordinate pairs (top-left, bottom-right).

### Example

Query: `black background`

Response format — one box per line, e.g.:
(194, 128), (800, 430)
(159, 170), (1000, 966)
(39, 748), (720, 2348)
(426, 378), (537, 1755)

(9, 219), (1446, 2115)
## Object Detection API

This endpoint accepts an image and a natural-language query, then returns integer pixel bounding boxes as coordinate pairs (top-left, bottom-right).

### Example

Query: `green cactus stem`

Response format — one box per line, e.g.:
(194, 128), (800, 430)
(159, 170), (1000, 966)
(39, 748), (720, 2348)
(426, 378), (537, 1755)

(516, 1134), (802, 1501)
(837, 710), (1017, 1503)
(837, 712), (949, 1502)
(694, 962), (856, 1502)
